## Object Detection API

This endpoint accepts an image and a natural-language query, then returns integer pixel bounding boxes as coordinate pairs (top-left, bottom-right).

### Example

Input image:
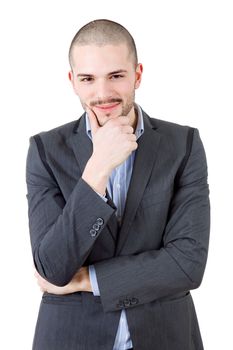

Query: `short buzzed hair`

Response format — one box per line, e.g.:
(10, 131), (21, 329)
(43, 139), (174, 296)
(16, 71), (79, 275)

(68, 19), (138, 69)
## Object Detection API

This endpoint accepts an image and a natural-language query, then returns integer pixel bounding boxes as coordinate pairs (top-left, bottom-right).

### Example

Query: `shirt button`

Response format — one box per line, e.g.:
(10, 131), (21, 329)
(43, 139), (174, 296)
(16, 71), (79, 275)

(116, 184), (120, 189)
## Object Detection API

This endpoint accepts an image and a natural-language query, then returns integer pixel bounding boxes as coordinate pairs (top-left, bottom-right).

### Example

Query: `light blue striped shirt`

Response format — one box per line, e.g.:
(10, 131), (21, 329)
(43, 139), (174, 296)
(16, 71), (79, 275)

(85, 104), (144, 350)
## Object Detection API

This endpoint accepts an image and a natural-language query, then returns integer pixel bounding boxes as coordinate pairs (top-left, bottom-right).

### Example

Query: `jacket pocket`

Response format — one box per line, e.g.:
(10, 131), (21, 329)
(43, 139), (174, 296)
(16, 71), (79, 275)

(33, 299), (84, 350)
(160, 292), (201, 350)
(42, 292), (82, 305)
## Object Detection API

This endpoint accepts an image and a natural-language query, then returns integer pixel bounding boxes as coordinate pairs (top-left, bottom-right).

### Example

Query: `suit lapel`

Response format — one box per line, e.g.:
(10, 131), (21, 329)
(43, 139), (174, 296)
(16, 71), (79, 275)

(115, 112), (161, 255)
(68, 113), (119, 242)
(68, 110), (161, 249)
(69, 113), (93, 174)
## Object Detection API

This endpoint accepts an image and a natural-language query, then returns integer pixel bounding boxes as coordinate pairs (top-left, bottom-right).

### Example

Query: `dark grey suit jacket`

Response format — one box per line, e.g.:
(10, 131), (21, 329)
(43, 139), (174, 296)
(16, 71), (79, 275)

(26, 109), (210, 350)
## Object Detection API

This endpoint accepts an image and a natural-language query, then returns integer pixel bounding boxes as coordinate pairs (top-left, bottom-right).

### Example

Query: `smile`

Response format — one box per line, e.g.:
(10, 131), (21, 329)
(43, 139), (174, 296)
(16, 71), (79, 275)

(94, 102), (121, 111)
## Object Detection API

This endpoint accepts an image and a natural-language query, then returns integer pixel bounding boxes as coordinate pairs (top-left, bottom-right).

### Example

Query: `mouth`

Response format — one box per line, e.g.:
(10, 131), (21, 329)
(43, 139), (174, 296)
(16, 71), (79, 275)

(94, 102), (121, 112)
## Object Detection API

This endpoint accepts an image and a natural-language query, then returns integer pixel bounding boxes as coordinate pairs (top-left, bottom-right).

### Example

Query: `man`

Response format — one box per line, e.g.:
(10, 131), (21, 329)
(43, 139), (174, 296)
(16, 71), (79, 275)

(26, 19), (210, 350)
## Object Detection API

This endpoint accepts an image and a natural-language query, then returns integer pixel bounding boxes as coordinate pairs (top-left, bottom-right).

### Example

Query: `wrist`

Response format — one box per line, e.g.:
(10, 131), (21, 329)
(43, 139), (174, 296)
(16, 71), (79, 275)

(82, 156), (110, 196)
(89, 153), (112, 176)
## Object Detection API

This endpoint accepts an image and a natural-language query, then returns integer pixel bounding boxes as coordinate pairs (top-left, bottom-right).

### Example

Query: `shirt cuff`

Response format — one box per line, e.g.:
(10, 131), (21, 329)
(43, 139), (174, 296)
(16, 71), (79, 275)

(95, 191), (108, 203)
(89, 265), (100, 296)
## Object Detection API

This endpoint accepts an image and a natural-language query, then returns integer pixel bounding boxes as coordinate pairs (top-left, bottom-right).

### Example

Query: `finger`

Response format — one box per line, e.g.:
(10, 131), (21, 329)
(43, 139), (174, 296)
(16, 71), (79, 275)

(85, 105), (100, 135)
(34, 270), (40, 278)
(127, 134), (137, 142)
(121, 125), (134, 134)
(112, 116), (130, 125)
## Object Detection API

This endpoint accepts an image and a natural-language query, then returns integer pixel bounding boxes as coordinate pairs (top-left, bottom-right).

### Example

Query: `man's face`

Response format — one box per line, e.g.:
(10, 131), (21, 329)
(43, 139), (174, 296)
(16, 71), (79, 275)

(69, 43), (143, 126)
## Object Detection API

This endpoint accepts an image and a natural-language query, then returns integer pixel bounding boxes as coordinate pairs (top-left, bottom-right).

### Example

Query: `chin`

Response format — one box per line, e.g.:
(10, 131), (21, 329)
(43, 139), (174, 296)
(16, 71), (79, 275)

(98, 108), (122, 120)
(99, 115), (118, 126)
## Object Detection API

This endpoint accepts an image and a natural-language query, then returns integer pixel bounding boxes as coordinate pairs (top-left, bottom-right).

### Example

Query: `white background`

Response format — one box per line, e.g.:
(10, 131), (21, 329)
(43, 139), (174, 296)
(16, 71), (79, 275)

(0, 0), (232, 349)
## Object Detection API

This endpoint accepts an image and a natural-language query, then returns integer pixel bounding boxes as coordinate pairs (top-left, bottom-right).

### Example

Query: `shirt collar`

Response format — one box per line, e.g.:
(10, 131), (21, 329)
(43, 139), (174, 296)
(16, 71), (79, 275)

(85, 103), (144, 140)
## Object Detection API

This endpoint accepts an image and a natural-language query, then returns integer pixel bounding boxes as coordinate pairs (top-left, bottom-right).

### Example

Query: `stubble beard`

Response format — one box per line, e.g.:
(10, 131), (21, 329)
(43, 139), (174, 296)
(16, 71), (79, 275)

(81, 91), (135, 125)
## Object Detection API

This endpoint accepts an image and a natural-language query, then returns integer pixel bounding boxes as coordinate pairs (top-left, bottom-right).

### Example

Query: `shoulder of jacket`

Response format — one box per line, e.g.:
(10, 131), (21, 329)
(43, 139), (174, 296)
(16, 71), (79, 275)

(31, 118), (81, 143)
(150, 115), (195, 132)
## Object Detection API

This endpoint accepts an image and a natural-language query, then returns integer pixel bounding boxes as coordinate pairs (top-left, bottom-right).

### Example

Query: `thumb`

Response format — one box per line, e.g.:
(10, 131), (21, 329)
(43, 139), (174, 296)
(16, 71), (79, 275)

(85, 105), (100, 135)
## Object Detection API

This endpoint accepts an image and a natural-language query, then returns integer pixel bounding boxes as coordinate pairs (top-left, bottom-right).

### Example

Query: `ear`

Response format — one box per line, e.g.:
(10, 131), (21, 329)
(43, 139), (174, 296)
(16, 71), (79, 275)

(134, 63), (143, 89)
(68, 71), (73, 81)
(68, 70), (78, 95)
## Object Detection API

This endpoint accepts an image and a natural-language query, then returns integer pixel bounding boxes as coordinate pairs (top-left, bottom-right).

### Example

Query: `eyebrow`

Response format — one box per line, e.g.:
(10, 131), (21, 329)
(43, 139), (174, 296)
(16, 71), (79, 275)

(76, 69), (128, 78)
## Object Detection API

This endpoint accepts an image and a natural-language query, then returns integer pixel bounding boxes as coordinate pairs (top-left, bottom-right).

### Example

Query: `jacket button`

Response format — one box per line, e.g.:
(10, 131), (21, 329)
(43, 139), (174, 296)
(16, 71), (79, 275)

(131, 298), (139, 305)
(116, 301), (124, 309)
(90, 229), (97, 237)
(96, 218), (104, 225)
(93, 223), (100, 231)
(123, 299), (131, 307)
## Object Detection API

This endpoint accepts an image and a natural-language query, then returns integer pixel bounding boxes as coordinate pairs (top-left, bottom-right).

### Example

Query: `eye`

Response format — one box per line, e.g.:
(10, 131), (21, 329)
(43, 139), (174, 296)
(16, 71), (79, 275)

(80, 77), (93, 82)
(110, 74), (124, 80)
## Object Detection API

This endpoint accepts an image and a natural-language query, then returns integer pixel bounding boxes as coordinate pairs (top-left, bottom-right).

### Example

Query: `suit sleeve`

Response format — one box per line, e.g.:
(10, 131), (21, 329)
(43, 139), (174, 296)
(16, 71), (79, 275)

(26, 136), (115, 286)
(94, 128), (210, 313)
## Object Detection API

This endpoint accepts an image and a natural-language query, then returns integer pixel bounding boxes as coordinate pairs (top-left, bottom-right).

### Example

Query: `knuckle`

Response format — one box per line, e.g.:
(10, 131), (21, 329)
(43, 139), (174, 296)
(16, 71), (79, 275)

(115, 125), (122, 132)
(128, 134), (136, 141)
(127, 126), (134, 133)
(119, 116), (129, 124)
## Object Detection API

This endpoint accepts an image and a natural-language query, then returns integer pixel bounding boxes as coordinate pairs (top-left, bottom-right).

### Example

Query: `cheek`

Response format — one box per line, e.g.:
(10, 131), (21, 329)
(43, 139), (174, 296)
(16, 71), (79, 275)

(118, 81), (135, 97)
(74, 85), (91, 101)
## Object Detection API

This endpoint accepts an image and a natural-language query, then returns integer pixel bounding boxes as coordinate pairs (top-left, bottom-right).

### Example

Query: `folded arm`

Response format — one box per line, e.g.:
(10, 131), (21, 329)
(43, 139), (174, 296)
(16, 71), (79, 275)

(93, 128), (210, 312)
(26, 135), (115, 286)
(29, 128), (210, 311)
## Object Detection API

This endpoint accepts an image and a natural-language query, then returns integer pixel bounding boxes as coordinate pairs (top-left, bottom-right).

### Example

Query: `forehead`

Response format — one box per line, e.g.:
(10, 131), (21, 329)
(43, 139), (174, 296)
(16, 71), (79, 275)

(71, 43), (133, 73)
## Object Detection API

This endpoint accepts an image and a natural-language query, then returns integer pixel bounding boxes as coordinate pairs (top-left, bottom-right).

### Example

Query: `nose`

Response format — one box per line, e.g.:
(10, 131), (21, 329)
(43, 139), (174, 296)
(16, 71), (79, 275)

(94, 79), (113, 103)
